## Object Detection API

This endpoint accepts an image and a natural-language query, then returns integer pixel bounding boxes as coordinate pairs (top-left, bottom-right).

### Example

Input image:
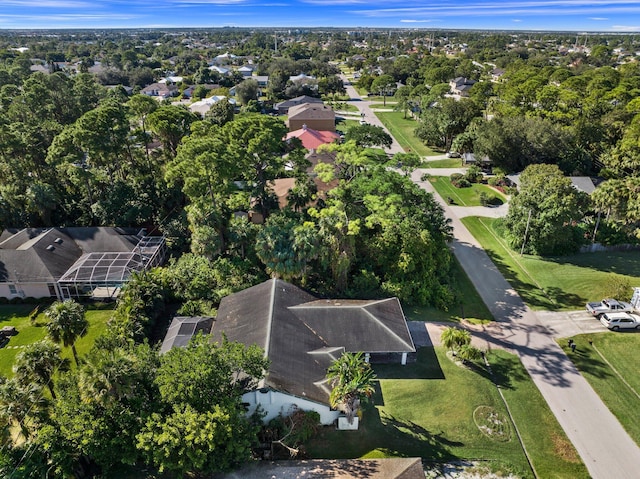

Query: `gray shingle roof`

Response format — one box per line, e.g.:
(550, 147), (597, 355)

(211, 279), (415, 405)
(0, 227), (144, 283)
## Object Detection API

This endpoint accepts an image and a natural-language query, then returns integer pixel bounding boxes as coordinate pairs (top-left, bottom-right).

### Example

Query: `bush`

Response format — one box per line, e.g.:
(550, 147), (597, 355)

(9, 297), (23, 304)
(603, 274), (632, 300)
(452, 178), (471, 188)
(464, 165), (483, 184)
(420, 172), (431, 182)
(450, 173), (464, 182)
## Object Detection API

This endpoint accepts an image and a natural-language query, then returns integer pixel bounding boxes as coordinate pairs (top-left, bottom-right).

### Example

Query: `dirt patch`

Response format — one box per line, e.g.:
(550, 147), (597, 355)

(552, 432), (581, 463)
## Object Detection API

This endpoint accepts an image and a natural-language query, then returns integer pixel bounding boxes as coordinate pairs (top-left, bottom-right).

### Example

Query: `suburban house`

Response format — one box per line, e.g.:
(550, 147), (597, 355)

(463, 152), (492, 169)
(507, 174), (596, 195)
(275, 95), (323, 115)
(287, 103), (336, 132)
(0, 227), (166, 301)
(449, 77), (477, 97)
(491, 68), (506, 82)
(237, 65), (254, 77)
(289, 73), (316, 84)
(162, 279), (415, 426)
(141, 82), (178, 99)
(285, 125), (340, 151)
(271, 149), (340, 210)
(189, 95), (235, 117)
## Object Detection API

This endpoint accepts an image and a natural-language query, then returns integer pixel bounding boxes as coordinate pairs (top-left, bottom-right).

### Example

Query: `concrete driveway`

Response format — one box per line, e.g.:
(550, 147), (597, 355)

(537, 310), (609, 338)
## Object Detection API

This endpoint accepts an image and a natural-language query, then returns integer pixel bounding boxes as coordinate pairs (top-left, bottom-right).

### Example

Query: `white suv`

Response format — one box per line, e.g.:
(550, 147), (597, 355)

(599, 312), (640, 331)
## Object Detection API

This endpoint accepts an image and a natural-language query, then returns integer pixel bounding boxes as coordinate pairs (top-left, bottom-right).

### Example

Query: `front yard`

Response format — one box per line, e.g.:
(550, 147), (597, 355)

(429, 177), (507, 207)
(462, 217), (640, 311)
(374, 111), (438, 157)
(560, 333), (640, 446)
(0, 303), (112, 376)
(306, 347), (587, 478)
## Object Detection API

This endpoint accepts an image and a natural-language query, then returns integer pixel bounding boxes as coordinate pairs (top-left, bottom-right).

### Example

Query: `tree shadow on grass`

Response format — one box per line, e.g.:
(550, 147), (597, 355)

(378, 411), (463, 461)
(559, 344), (613, 381)
(375, 347), (445, 380)
(307, 403), (460, 464)
(547, 251), (640, 278)
(478, 352), (530, 390)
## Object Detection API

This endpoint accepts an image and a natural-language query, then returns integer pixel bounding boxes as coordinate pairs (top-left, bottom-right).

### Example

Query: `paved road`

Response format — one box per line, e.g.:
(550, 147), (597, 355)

(340, 75), (405, 155)
(410, 173), (640, 479)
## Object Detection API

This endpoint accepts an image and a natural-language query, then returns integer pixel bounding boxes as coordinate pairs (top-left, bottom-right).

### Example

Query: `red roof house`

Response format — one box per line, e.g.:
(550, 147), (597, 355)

(286, 126), (340, 151)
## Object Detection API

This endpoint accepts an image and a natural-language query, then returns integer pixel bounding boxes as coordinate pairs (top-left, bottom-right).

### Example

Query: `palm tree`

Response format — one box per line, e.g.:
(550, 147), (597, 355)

(440, 327), (471, 355)
(0, 377), (47, 440)
(326, 352), (376, 424)
(45, 299), (89, 366)
(13, 340), (68, 400)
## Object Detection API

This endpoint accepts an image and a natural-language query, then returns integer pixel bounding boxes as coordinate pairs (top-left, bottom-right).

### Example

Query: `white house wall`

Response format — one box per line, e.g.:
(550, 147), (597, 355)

(242, 389), (340, 426)
(0, 282), (51, 300)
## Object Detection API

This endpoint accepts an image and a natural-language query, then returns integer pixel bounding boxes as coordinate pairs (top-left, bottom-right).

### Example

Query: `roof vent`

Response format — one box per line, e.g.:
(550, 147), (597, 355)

(46, 245), (55, 251)
(54, 238), (63, 244)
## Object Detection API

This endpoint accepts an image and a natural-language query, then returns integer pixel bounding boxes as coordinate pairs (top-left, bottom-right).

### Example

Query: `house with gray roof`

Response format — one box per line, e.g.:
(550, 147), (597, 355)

(198, 278), (415, 425)
(275, 95), (323, 115)
(0, 227), (165, 301)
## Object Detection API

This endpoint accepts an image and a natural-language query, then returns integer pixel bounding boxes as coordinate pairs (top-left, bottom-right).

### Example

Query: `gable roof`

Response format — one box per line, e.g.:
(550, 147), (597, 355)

(286, 127), (340, 150)
(211, 279), (414, 405)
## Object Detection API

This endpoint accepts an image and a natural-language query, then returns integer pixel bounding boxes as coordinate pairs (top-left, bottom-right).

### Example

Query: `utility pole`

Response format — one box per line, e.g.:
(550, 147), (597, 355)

(520, 209), (532, 256)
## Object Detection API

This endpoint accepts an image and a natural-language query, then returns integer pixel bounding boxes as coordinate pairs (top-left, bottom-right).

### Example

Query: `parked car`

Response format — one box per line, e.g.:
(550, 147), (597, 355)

(446, 151), (461, 158)
(586, 299), (634, 317)
(599, 312), (640, 331)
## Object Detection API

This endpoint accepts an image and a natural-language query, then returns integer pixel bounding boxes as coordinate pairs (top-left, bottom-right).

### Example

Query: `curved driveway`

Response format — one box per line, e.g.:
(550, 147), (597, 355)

(340, 79), (640, 477)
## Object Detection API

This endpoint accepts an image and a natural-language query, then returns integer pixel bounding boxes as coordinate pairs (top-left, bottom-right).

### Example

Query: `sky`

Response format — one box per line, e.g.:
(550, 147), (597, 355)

(1, 0), (640, 31)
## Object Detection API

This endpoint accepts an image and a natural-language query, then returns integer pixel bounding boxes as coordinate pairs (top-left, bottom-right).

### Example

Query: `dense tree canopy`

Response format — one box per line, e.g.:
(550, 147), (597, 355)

(503, 164), (589, 255)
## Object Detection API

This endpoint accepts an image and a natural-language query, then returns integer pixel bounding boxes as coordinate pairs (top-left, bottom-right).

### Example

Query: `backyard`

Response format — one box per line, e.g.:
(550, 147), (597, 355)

(429, 176), (507, 207)
(374, 111), (438, 157)
(0, 303), (112, 376)
(306, 347), (587, 478)
(559, 333), (640, 446)
(461, 217), (640, 310)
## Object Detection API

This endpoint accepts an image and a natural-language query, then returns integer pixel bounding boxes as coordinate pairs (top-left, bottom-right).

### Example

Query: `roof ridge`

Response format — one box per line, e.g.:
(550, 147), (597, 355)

(362, 298), (415, 351)
(264, 278), (277, 358)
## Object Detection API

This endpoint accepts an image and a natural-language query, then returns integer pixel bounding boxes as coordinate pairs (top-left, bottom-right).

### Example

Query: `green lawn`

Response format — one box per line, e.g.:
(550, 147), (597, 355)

(306, 347), (587, 478)
(369, 102), (398, 109)
(328, 102), (359, 113)
(404, 257), (493, 324)
(0, 304), (113, 376)
(461, 217), (640, 311)
(424, 158), (465, 168)
(429, 177), (506, 207)
(374, 111), (438, 157)
(559, 333), (640, 446)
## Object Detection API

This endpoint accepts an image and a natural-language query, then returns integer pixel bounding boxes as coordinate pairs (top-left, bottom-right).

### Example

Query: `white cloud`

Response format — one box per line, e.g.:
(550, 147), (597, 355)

(611, 24), (640, 31)
(589, 17), (608, 20)
(400, 19), (434, 23)
(513, 18), (522, 22)
(1, 0), (91, 7)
